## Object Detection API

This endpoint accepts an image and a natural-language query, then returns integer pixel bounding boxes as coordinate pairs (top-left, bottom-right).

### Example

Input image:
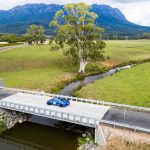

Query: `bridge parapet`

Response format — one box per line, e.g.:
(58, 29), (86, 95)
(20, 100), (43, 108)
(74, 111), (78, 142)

(0, 100), (100, 128)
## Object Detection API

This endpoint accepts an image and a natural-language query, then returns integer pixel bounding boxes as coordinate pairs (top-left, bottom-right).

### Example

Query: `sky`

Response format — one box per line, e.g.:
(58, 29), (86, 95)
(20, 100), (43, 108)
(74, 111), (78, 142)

(0, 0), (150, 26)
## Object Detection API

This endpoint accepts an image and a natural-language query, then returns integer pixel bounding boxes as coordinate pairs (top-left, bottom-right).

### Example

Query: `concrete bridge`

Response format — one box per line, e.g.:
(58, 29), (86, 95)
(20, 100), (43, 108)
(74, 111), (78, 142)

(0, 80), (150, 145)
(0, 87), (108, 144)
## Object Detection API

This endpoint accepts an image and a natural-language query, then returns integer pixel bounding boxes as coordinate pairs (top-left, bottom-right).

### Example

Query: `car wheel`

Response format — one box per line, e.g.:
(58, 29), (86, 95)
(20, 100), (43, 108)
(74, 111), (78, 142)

(60, 104), (63, 107)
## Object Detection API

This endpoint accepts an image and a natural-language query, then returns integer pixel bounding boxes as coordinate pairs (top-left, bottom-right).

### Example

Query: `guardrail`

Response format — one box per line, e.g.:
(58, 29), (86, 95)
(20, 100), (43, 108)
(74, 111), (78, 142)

(1, 87), (150, 112)
(101, 120), (150, 133)
(0, 100), (100, 128)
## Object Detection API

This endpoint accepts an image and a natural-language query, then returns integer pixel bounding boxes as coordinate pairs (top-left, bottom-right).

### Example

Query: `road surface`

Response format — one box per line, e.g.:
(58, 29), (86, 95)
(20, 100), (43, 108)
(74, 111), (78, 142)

(103, 108), (150, 129)
(0, 45), (26, 53)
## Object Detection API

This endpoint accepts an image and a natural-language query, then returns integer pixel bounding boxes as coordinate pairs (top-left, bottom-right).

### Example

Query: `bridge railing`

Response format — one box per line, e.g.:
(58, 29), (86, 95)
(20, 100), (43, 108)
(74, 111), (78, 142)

(0, 100), (100, 128)
(100, 120), (150, 133)
(0, 98), (150, 134)
(48, 94), (150, 112)
(1, 87), (150, 112)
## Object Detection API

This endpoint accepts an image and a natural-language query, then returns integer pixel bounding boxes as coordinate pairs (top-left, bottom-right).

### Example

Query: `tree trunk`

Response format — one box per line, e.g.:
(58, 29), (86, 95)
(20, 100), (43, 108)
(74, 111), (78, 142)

(78, 61), (88, 73)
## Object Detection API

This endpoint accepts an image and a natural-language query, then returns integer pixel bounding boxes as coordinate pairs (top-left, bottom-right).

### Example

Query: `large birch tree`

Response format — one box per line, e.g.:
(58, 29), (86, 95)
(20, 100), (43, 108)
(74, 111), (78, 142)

(50, 2), (106, 73)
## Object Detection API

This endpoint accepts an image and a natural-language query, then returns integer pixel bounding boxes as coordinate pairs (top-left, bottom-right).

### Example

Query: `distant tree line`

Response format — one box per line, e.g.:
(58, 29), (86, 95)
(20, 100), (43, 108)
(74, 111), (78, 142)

(103, 32), (150, 40)
(135, 32), (150, 39)
(0, 26), (149, 45)
(0, 25), (46, 44)
(0, 34), (20, 43)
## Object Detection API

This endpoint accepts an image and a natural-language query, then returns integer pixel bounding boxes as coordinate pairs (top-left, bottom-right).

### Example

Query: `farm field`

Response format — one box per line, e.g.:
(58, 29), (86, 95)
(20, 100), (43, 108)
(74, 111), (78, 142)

(0, 45), (77, 92)
(0, 40), (150, 93)
(103, 40), (150, 67)
(76, 62), (150, 107)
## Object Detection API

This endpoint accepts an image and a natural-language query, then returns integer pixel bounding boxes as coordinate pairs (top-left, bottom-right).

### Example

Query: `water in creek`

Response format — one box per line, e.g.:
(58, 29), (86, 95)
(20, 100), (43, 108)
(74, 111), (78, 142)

(0, 65), (132, 150)
(58, 65), (132, 96)
(0, 121), (80, 150)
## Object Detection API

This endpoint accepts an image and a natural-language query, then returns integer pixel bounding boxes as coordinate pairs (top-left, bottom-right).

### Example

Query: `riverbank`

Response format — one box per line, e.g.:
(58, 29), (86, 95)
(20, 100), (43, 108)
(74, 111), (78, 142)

(77, 124), (150, 150)
(76, 62), (150, 107)
(0, 109), (30, 134)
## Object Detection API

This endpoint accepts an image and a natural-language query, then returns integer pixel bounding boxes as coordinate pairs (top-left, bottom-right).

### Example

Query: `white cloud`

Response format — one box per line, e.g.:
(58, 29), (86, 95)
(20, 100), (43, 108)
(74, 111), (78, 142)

(121, 1), (150, 26)
(0, 0), (149, 26)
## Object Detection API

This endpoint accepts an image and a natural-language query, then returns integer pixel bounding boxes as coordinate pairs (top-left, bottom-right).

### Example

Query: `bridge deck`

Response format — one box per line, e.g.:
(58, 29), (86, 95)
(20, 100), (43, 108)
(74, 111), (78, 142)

(0, 93), (110, 120)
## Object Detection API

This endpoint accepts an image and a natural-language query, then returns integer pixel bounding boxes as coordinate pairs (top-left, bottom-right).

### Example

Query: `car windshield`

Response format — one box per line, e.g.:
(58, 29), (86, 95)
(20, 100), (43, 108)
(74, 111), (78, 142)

(61, 99), (67, 101)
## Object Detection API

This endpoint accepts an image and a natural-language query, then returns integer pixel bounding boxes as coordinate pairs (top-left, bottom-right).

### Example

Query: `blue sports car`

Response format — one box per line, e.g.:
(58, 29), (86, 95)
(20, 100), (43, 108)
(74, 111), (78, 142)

(47, 97), (70, 107)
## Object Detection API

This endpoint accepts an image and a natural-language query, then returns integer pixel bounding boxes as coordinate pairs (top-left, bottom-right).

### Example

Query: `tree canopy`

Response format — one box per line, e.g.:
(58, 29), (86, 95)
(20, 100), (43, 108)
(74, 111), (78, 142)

(0, 34), (20, 43)
(26, 25), (45, 44)
(50, 2), (106, 73)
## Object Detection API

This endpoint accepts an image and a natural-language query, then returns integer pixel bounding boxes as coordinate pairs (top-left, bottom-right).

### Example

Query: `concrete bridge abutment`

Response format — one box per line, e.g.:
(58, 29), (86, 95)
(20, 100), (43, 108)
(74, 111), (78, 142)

(95, 125), (106, 146)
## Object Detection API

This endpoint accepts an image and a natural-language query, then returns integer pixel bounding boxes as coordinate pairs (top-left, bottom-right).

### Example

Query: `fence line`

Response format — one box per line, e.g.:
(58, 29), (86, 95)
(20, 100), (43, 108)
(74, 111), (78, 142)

(100, 120), (150, 133)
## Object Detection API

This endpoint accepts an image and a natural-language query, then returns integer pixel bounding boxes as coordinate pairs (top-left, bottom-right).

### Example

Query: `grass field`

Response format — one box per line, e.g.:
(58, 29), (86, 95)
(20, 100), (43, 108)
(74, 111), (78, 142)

(0, 40), (150, 93)
(103, 40), (150, 67)
(76, 62), (150, 107)
(0, 45), (77, 92)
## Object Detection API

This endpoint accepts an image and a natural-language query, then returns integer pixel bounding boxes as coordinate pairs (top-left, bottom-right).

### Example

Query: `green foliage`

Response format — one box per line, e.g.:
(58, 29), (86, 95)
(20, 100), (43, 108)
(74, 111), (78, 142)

(78, 137), (87, 146)
(26, 25), (45, 44)
(0, 121), (6, 134)
(50, 2), (106, 72)
(50, 43), (61, 51)
(77, 134), (95, 150)
(0, 34), (20, 43)
(21, 34), (33, 45)
(85, 63), (106, 73)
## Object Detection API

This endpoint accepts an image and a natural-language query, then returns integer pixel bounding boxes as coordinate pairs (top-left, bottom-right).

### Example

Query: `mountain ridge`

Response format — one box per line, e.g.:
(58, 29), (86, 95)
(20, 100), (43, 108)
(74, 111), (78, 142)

(0, 3), (149, 36)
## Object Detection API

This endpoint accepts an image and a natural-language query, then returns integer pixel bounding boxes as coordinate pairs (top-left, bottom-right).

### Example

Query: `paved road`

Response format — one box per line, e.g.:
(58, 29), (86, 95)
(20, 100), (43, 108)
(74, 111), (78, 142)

(103, 108), (150, 129)
(0, 45), (25, 52)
